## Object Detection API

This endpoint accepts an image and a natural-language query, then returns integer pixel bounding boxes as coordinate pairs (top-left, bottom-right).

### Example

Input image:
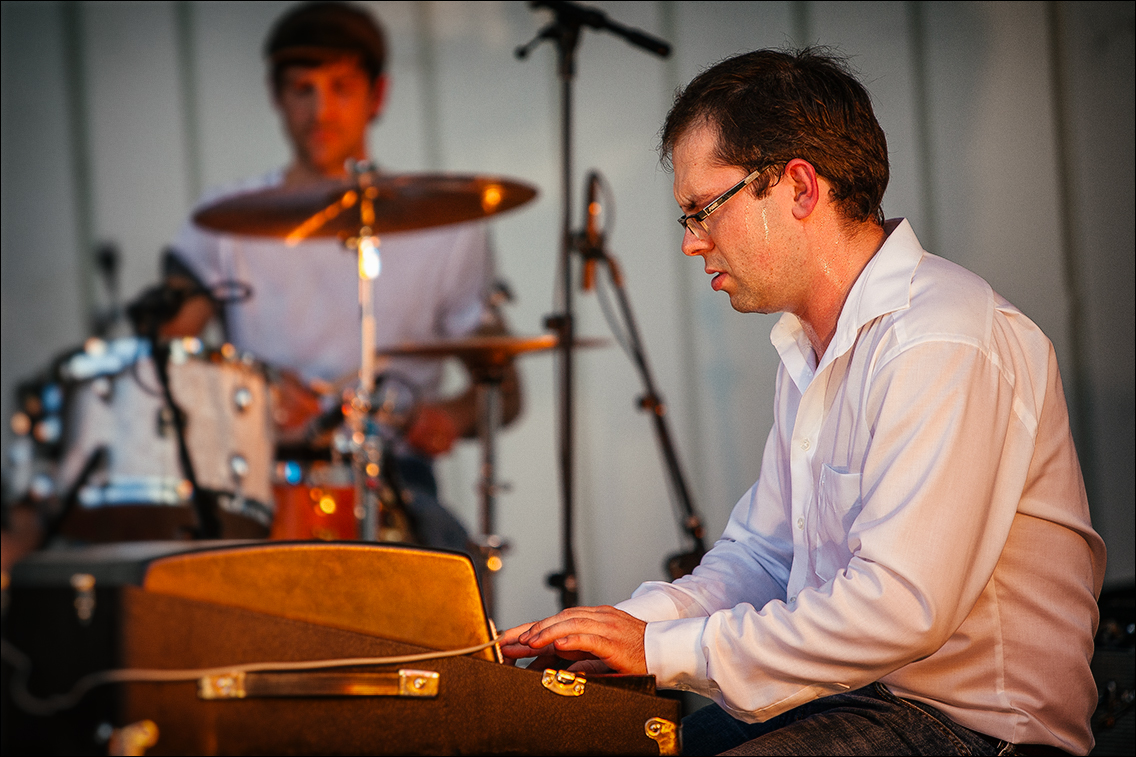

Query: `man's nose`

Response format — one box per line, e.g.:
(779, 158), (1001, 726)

(681, 226), (711, 257)
(312, 87), (333, 119)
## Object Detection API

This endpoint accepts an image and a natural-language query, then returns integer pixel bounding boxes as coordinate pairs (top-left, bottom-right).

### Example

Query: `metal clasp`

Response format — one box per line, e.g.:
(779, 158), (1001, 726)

(397, 669), (439, 697)
(108, 719), (159, 756)
(70, 573), (96, 625)
(198, 671), (246, 700)
(645, 717), (679, 756)
(541, 668), (586, 697)
(198, 669), (439, 699)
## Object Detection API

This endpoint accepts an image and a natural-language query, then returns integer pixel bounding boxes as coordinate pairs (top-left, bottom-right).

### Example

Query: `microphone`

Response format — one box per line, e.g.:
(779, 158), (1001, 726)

(126, 284), (194, 336)
(581, 171), (602, 291)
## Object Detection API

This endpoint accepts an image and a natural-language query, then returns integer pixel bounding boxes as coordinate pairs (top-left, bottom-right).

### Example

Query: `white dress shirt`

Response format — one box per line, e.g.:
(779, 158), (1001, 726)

(618, 219), (1106, 754)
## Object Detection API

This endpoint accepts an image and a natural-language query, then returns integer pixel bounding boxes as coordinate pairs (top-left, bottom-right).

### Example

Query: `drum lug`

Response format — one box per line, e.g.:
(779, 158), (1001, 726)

(233, 387), (253, 412)
(156, 407), (175, 438)
(92, 376), (113, 401)
(229, 455), (249, 480)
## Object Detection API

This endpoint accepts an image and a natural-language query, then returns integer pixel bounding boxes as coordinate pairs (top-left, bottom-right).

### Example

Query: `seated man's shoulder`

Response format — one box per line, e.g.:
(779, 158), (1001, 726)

(899, 252), (1005, 347)
(886, 253), (1055, 391)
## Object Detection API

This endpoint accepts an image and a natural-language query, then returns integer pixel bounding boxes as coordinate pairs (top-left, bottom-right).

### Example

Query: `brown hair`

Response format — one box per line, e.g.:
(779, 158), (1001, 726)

(661, 48), (889, 225)
(265, 2), (387, 93)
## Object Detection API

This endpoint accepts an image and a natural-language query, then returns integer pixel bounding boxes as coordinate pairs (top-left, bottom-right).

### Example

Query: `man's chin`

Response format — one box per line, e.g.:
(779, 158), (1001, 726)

(726, 291), (771, 315)
(302, 146), (353, 177)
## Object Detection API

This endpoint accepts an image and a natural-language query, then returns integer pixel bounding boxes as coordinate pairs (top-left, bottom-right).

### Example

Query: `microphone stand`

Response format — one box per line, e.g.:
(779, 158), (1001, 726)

(516, 1), (670, 609)
(576, 176), (707, 578)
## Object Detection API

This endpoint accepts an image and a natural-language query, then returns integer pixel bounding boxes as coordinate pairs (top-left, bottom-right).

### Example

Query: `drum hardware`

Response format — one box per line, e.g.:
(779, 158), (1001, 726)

(149, 337), (219, 538)
(12, 377), (66, 463)
(271, 421), (417, 544)
(125, 284), (219, 536)
(379, 334), (607, 617)
(193, 165), (538, 546)
(90, 242), (122, 339)
(225, 454), (250, 518)
(40, 446), (108, 546)
(475, 367), (506, 617)
(45, 334), (274, 540)
(516, 0), (670, 609)
(233, 386), (253, 411)
(191, 171), (538, 239)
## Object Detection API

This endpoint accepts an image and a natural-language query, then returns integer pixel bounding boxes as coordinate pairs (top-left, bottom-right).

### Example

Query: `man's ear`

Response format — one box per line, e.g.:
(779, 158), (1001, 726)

(369, 74), (389, 122)
(785, 158), (820, 220)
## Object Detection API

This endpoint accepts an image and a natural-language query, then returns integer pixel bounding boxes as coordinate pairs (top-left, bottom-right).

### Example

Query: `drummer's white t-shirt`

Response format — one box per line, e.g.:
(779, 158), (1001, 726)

(171, 170), (492, 399)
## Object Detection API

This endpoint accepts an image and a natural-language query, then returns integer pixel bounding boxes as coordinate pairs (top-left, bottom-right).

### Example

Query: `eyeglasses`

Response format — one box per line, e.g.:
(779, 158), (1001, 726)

(677, 168), (764, 240)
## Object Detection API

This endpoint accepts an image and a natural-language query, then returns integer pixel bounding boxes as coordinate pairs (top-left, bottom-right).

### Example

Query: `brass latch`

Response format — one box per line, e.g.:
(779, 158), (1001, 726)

(70, 573), (96, 625)
(541, 668), (586, 696)
(108, 719), (159, 756)
(645, 717), (679, 756)
(198, 671), (246, 699)
(198, 669), (439, 699)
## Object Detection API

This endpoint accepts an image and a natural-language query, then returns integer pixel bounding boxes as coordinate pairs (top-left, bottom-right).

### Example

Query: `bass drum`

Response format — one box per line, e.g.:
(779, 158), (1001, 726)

(55, 337), (274, 541)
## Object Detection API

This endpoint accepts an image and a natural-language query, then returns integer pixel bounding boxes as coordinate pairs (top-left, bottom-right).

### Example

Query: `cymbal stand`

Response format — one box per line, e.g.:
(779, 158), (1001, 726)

(516, 0), (670, 609)
(473, 364), (509, 619)
(345, 167), (384, 541)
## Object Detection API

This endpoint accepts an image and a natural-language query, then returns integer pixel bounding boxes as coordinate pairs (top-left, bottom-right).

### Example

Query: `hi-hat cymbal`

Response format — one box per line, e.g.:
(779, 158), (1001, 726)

(193, 173), (538, 242)
(378, 334), (608, 368)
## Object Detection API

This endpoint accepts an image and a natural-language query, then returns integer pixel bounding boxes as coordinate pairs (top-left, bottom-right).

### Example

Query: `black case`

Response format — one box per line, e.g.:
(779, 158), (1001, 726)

(3, 542), (680, 755)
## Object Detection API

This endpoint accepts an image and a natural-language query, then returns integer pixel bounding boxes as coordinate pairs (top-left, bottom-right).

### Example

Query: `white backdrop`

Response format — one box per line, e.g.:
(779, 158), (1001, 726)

(2, 1), (1133, 628)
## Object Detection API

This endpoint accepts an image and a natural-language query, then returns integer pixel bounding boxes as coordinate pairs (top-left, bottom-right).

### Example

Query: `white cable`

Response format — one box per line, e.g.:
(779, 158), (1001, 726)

(2, 635), (499, 716)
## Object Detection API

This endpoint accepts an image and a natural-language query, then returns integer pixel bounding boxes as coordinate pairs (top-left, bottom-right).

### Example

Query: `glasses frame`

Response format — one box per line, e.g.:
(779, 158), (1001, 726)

(677, 168), (765, 240)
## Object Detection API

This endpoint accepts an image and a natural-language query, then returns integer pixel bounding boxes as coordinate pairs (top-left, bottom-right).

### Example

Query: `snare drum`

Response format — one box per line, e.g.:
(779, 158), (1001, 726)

(54, 337), (274, 539)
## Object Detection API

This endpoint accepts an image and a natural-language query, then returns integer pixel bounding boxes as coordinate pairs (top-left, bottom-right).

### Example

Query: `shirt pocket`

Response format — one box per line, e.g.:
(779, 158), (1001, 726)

(809, 465), (863, 583)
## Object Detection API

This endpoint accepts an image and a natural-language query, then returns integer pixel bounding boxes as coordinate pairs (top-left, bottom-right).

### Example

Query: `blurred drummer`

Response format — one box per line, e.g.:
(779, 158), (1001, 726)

(161, 1), (521, 552)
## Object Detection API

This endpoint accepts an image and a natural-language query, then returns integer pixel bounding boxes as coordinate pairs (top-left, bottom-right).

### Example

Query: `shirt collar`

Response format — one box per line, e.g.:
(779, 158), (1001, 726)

(770, 218), (925, 393)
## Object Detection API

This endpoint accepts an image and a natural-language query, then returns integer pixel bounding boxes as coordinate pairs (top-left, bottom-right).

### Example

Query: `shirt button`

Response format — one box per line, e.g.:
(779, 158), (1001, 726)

(796, 517), (804, 530)
(800, 439), (811, 451)
(789, 595), (797, 604)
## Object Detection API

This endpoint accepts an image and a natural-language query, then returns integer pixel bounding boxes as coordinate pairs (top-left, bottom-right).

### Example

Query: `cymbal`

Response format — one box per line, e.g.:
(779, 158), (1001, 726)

(193, 173), (538, 242)
(378, 334), (608, 368)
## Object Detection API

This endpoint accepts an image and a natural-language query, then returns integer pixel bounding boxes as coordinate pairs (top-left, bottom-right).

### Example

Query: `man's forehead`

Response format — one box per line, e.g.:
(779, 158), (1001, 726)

(672, 119), (711, 155)
(279, 54), (372, 82)
(672, 126), (742, 204)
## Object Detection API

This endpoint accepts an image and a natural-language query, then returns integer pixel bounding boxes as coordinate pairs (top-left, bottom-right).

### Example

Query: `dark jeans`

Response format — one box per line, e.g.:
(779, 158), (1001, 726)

(682, 683), (1014, 756)
(396, 455), (472, 553)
